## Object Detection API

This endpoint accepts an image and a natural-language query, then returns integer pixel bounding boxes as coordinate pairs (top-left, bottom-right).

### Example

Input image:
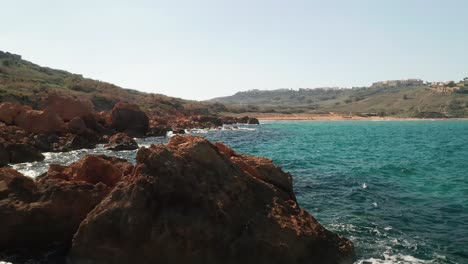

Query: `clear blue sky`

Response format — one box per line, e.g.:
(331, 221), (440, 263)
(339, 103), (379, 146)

(1, 0), (467, 100)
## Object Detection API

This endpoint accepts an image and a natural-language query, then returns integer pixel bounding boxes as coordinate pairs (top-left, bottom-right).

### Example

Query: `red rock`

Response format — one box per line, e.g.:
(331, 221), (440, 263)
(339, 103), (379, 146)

(0, 102), (28, 125)
(105, 133), (138, 151)
(67, 117), (87, 134)
(14, 109), (66, 134)
(46, 155), (128, 187)
(0, 168), (109, 253)
(43, 94), (95, 122)
(109, 102), (149, 137)
(70, 136), (354, 264)
(0, 155), (133, 256)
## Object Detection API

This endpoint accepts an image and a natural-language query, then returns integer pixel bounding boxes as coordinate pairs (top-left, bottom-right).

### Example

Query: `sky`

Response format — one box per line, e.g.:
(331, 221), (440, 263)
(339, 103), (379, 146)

(1, 0), (468, 100)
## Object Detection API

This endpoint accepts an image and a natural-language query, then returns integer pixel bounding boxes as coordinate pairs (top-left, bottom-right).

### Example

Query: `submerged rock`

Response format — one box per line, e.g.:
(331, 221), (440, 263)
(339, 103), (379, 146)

(70, 136), (354, 264)
(105, 133), (138, 151)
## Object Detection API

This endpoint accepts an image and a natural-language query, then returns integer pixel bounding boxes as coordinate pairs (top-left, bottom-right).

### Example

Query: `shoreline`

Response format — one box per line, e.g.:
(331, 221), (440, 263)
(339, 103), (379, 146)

(252, 114), (468, 121)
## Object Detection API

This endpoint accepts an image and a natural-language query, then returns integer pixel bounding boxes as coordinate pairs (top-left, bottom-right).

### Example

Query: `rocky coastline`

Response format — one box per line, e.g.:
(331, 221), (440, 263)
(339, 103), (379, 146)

(0, 94), (259, 166)
(0, 135), (354, 263)
(0, 96), (354, 263)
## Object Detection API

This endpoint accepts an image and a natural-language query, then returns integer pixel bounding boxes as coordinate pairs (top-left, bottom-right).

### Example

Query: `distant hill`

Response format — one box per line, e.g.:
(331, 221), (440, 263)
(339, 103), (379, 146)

(210, 79), (468, 118)
(0, 51), (226, 116)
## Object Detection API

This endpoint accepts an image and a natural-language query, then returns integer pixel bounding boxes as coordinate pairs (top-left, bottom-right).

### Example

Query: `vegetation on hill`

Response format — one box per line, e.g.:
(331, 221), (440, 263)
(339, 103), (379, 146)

(0, 51), (225, 116)
(211, 79), (468, 118)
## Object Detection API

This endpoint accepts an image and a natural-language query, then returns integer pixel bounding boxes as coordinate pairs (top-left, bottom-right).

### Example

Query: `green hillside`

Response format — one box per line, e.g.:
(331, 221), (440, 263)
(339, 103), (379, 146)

(0, 51), (226, 116)
(210, 80), (468, 118)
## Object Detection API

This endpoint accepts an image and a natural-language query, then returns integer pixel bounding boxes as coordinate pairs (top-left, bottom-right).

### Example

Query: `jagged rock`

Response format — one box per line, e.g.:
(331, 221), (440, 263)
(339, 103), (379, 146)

(14, 109), (66, 134)
(147, 125), (171, 137)
(6, 143), (45, 163)
(191, 115), (223, 127)
(0, 155), (133, 258)
(69, 136), (354, 264)
(0, 169), (108, 257)
(63, 135), (96, 151)
(46, 155), (130, 187)
(247, 117), (260, 124)
(105, 133), (138, 151)
(172, 128), (186, 134)
(31, 134), (54, 152)
(43, 94), (95, 122)
(109, 102), (149, 137)
(0, 102), (27, 125)
(67, 117), (87, 135)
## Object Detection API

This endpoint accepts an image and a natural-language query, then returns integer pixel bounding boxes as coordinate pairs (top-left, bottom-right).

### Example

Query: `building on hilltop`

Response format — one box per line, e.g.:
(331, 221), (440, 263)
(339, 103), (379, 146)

(372, 79), (424, 87)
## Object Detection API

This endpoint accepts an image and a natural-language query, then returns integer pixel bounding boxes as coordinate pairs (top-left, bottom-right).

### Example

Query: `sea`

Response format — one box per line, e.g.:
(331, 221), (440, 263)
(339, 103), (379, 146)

(11, 120), (468, 264)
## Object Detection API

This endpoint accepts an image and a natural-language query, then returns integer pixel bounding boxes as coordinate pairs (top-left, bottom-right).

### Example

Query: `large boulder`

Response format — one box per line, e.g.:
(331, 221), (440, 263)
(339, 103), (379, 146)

(0, 102), (27, 125)
(14, 109), (66, 134)
(109, 102), (149, 137)
(46, 155), (130, 187)
(70, 136), (354, 264)
(0, 155), (133, 260)
(67, 117), (87, 135)
(105, 133), (138, 151)
(43, 94), (95, 122)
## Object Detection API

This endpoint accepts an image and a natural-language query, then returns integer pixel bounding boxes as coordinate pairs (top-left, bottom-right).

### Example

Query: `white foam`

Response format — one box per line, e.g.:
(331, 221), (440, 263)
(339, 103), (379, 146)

(356, 253), (435, 264)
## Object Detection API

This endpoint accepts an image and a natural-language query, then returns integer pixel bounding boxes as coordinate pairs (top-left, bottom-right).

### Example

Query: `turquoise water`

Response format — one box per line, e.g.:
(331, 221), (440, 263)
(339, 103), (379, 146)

(204, 121), (468, 264)
(12, 121), (468, 263)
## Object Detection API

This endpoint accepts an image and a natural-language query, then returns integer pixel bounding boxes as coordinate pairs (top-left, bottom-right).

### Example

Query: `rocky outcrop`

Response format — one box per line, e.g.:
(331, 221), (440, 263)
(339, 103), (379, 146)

(70, 136), (354, 264)
(0, 102), (27, 125)
(109, 102), (149, 137)
(247, 117), (260, 124)
(62, 135), (97, 151)
(14, 109), (66, 134)
(147, 125), (171, 137)
(105, 133), (138, 151)
(5, 143), (45, 163)
(219, 116), (260, 125)
(0, 168), (108, 256)
(190, 115), (223, 127)
(42, 94), (95, 122)
(67, 117), (87, 135)
(46, 155), (131, 187)
(0, 155), (133, 261)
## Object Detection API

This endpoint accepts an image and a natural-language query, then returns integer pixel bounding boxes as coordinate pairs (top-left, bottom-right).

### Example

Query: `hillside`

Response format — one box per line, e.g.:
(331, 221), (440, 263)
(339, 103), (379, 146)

(0, 51), (226, 116)
(211, 80), (468, 118)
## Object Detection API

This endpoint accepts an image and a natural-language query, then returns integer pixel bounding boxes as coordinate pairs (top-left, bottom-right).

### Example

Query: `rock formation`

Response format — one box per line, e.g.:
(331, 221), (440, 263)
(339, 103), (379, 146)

(14, 109), (66, 134)
(105, 133), (139, 151)
(69, 136), (354, 264)
(0, 155), (133, 262)
(42, 94), (95, 122)
(109, 102), (149, 137)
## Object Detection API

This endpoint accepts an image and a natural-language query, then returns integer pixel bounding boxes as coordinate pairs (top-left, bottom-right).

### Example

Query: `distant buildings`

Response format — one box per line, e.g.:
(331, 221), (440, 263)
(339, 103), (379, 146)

(372, 79), (424, 87)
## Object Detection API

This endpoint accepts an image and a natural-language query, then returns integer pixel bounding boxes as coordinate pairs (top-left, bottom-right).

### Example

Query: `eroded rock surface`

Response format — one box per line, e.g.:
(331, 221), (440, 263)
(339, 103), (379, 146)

(70, 136), (354, 264)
